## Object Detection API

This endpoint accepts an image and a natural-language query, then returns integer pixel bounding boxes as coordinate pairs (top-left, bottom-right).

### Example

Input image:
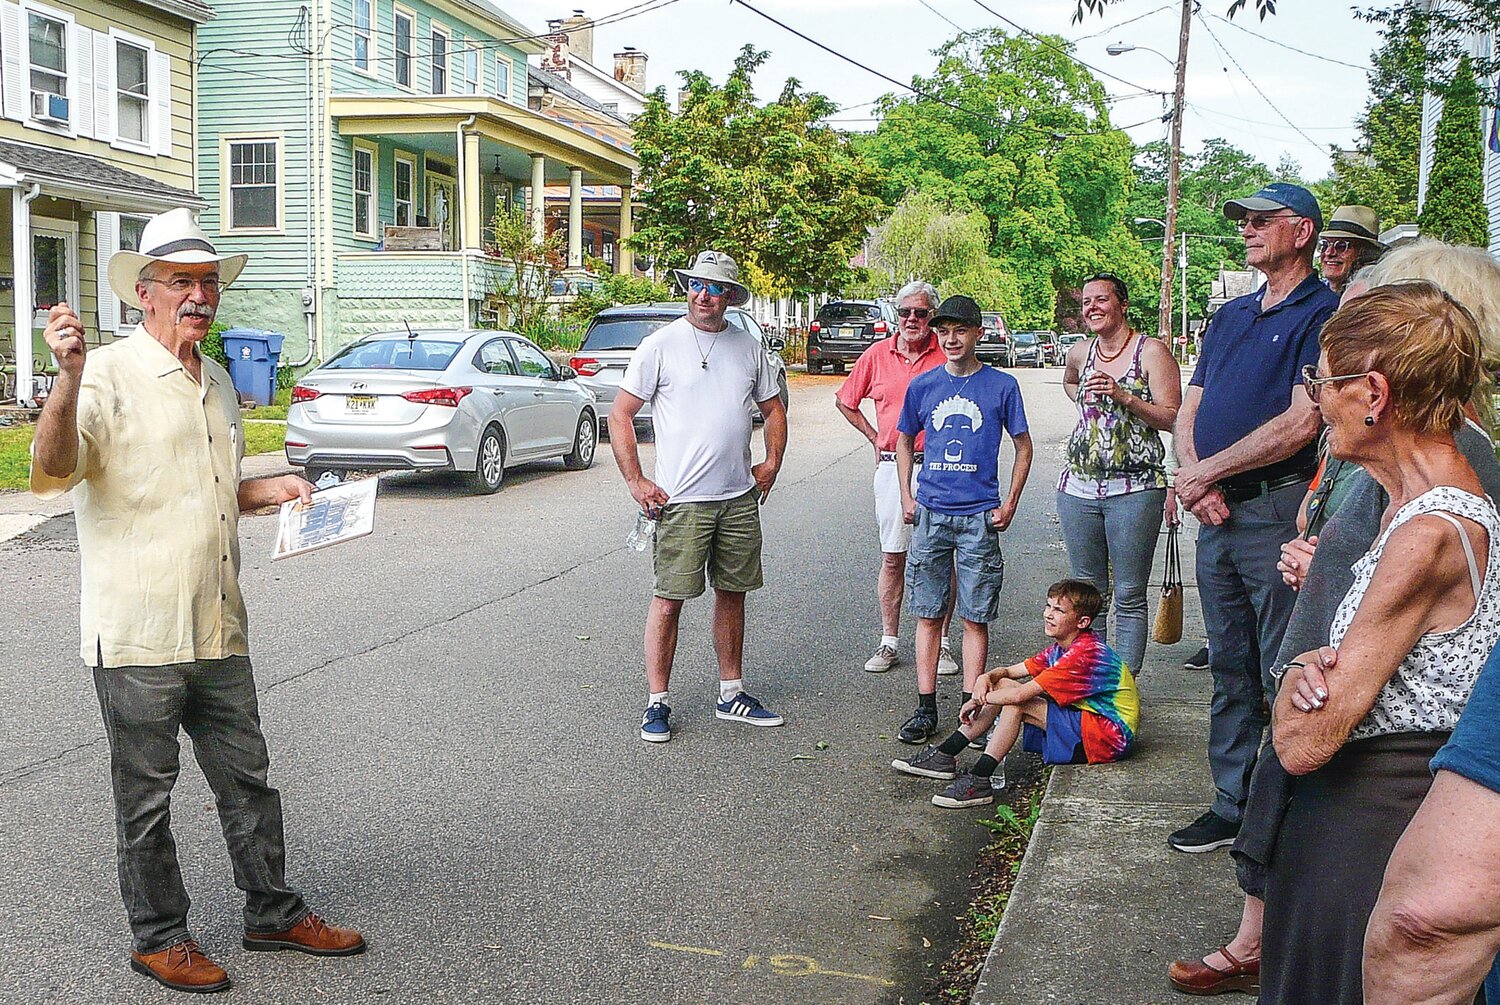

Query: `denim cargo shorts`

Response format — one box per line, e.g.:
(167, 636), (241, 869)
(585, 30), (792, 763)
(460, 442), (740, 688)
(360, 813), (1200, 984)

(653, 489), (764, 599)
(905, 506), (1005, 623)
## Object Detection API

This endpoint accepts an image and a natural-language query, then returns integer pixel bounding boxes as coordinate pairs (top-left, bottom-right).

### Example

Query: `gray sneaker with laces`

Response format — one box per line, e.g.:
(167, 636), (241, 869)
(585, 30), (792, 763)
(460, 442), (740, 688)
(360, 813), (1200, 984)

(891, 745), (958, 780)
(932, 771), (998, 808)
(864, 643), (899, 673)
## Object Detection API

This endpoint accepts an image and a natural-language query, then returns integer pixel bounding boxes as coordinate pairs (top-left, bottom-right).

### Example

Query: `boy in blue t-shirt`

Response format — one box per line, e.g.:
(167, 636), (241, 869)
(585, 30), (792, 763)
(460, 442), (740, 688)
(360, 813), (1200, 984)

(894, 294), (1033, 745)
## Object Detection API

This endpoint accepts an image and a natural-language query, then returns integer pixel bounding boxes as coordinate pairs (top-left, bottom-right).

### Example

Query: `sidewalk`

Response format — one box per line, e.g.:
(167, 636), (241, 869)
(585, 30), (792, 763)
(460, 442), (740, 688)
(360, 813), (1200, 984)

(973, 521), (1246, 1003)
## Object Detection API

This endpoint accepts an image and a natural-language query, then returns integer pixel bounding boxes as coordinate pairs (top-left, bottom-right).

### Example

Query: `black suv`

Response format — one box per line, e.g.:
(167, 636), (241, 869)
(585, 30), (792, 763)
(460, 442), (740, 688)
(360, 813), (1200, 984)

(806, 300), (898, 374)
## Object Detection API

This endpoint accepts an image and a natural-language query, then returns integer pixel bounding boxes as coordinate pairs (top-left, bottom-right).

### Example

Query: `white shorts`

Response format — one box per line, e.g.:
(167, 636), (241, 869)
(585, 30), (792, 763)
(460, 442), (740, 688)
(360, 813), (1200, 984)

(874, 459), (914, 554)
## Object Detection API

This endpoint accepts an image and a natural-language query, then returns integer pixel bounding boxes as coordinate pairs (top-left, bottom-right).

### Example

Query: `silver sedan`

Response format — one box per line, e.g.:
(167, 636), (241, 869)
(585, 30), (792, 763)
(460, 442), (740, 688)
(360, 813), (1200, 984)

(285, 329), (599, 493)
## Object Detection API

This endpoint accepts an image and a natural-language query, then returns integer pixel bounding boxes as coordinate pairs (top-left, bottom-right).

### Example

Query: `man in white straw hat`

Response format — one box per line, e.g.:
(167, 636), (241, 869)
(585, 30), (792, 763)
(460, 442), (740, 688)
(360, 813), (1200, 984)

(30, 208), (365, 994)
(1318, 205), (1386, 296)
(609, 249), (789, 743)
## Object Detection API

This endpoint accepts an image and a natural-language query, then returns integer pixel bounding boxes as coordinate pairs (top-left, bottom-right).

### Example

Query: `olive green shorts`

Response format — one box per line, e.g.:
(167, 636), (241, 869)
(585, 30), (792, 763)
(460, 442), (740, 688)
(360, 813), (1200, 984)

(653, 489), (764, 599)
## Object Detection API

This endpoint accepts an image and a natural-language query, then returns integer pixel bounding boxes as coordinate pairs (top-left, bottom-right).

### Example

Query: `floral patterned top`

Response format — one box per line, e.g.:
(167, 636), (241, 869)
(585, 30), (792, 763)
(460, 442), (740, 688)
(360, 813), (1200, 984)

(1057, 335), (1168, 499)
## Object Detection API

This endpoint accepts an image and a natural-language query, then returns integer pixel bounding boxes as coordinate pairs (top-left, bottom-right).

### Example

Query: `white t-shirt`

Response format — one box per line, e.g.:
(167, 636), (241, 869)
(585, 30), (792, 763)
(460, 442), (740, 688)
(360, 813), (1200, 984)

(620, 314), (780, 503)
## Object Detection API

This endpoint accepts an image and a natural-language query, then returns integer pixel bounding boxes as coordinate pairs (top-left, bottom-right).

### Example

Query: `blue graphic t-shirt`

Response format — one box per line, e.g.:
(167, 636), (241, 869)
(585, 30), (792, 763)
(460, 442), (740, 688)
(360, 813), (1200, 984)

(897, 364), (1029, 515)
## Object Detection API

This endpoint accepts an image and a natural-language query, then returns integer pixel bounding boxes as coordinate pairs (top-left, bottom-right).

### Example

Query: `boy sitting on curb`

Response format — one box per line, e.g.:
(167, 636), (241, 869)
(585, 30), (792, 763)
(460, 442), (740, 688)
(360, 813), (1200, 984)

(892, 579), (1140, 808)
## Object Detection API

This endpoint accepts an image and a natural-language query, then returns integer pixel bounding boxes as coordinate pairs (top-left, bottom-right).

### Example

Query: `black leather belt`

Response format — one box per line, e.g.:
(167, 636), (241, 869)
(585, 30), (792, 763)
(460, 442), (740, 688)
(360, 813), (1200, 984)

(879, 451), (923, 463)
(1219, 470), (1313, 504)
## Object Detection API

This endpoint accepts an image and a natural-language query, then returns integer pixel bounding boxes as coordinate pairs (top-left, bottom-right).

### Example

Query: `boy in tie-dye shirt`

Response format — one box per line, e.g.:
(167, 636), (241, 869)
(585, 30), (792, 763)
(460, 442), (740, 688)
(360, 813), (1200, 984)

(892, 579), (1140, 808)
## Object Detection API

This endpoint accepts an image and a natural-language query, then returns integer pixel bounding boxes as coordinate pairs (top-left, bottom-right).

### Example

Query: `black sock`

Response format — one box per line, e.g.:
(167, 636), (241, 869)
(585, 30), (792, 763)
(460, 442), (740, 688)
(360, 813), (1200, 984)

(919, 691), (938, 712)
(937, 731), (970, 756)
(972, 754), (1000, 778)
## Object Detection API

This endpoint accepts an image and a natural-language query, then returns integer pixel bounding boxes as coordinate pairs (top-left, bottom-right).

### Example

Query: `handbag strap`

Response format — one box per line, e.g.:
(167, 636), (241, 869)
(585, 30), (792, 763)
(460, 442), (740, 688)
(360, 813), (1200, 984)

(1162, 523), (1181, 589)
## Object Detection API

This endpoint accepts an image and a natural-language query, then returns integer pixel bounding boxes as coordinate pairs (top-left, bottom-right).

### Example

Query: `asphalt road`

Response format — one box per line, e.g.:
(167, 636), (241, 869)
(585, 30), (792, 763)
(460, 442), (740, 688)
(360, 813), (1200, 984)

(0, 365), (1077, 1005)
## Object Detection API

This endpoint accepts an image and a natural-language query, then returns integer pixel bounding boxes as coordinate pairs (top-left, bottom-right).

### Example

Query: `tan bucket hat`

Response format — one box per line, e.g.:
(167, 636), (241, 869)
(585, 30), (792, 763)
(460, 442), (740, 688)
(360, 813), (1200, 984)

(107, 208), (248, 310)
(1320, 205), (1384, 249)
(672, 250), (750, 307)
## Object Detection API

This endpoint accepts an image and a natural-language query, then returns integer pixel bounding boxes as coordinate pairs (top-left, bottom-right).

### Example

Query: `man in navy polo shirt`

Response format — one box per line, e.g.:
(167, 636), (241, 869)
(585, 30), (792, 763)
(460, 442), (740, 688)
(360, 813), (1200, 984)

(1168, 183), (1338, 853)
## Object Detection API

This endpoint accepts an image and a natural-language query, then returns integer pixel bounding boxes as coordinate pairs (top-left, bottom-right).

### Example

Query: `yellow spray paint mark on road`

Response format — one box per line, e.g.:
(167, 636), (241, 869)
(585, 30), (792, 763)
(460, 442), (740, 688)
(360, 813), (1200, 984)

(648, 941), (895, 988)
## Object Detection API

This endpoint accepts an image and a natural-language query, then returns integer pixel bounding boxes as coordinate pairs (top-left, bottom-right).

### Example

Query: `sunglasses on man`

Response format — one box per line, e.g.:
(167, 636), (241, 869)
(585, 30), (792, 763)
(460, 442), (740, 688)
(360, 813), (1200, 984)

(897, 307), (932, 319)
(687, 278), (728, 297)
(1241, 212), (1304, 231)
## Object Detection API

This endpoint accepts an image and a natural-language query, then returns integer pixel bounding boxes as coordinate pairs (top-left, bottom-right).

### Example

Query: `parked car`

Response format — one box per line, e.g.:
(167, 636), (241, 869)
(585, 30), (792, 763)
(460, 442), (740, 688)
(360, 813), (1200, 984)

(285, 329), (598, 494)
(1057, 331), (1088, 363)
(1008, 331), (1048, 368)
(1038, 331), (1063, 365)
(978, 311), (1010, 366)
(805, 300), (899, 374)
(568, 303), (790, 432)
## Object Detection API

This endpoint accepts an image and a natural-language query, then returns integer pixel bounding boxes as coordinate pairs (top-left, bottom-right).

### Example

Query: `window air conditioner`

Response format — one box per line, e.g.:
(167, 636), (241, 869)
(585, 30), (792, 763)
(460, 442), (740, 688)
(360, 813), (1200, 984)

(30, 90), (68, 124)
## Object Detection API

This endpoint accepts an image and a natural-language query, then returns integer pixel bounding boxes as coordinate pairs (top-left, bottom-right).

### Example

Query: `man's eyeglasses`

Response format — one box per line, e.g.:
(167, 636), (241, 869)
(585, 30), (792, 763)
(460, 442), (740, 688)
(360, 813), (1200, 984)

(687, 278), (727, 297)
(145, 276), (223, 295)
(1319, 239), (1355, 254)
(1242, 212), (1302, 231)
(1301, 363), (1372, 403)
(897, 307), (932, 319)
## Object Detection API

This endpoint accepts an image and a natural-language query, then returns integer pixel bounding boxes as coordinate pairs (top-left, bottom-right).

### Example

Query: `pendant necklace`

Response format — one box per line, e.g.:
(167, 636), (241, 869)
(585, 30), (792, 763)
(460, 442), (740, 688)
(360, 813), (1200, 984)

(692, 330), (718, 370)
(946, 364), (979, 396)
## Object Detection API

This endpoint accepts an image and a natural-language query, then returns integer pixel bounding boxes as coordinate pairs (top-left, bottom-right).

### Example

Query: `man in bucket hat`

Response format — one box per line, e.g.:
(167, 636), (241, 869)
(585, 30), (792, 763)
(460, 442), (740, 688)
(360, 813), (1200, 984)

(30, 208), (365, 993)
(609, 250), (789, 742)
(1318, 205), (1386, 295)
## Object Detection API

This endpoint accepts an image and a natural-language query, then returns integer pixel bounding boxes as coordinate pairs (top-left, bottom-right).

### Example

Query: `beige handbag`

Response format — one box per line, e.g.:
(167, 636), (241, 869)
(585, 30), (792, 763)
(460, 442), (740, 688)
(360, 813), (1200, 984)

(1153, 522), (1184, 645)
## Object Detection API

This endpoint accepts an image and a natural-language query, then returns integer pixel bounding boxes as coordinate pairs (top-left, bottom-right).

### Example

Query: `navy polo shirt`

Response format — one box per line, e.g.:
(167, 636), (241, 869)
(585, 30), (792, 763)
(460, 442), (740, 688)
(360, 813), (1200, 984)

(1190, 273), (1338, 485)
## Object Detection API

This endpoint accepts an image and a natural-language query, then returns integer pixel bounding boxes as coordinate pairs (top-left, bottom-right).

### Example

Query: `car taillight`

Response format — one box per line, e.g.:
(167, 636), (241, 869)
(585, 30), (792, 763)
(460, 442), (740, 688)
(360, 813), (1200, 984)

(872, 321), (888, 334)
(401, 387), (472, 407)
(290, 385), (321, 403)
(809, 322), (821, 334)
(569, 356), (603, 377)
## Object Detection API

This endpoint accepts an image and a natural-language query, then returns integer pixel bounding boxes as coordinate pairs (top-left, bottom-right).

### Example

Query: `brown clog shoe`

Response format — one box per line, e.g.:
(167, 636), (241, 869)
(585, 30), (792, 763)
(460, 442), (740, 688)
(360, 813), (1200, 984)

(130, 939), (231, 993)
(1167, 945), (1260, 996)
(243, 912), (366, 956)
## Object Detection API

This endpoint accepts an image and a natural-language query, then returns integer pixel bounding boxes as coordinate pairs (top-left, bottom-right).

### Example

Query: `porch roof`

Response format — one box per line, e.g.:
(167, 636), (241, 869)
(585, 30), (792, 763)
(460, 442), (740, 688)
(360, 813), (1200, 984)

(328, 95), (636, 185)
(0, 138), (204, 213)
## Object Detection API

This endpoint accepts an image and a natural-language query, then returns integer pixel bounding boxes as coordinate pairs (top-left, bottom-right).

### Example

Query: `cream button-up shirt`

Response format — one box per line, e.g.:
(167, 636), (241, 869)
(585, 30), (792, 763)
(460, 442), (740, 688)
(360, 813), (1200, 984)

(31, 326), (249, 668)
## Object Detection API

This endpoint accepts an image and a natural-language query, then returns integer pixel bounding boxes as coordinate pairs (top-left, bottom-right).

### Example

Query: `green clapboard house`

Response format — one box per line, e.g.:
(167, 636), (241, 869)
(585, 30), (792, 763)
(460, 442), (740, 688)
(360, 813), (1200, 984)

(196, 0), (638, 364)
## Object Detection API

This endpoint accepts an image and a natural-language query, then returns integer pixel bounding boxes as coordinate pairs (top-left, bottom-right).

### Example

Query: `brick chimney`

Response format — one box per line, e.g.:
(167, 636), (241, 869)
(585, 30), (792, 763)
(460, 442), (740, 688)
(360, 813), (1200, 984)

(613, 47), (647, 92)
(560, 9), (593, 66)
(541, 20), (570, 78)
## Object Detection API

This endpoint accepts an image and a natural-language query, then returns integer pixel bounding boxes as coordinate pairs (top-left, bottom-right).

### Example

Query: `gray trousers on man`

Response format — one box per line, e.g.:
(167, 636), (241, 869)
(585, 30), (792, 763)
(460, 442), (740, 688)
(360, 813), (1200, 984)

(1195, 482), (1303, 824)
(93, 656), (307, 952)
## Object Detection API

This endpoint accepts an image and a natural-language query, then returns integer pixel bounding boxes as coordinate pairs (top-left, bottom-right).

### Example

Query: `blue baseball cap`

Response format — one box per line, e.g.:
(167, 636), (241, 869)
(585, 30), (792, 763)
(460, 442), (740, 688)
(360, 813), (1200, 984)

(1223, 183), (1323, 231)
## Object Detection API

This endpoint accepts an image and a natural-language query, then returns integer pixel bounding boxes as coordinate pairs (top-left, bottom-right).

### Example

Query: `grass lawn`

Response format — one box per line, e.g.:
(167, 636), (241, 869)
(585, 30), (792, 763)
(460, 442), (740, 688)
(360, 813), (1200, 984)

(0, 420), (284, 492)
(242, 421), (287, 457)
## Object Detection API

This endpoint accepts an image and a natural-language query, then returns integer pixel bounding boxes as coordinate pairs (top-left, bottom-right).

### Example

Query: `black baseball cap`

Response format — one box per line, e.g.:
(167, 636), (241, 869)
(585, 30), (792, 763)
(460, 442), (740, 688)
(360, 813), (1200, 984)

(930, 295), (982, 328)
(1223, 183), (1323, 231)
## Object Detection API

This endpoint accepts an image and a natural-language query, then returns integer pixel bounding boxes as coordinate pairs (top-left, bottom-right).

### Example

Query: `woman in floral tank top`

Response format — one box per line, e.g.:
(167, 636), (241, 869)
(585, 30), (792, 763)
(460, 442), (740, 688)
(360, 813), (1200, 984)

(1056, 274), (1183, 676)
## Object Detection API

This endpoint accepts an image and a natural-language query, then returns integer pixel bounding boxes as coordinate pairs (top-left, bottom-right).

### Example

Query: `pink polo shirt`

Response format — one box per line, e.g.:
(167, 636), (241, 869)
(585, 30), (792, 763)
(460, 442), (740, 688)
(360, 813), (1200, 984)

(835, 335), (944, 452)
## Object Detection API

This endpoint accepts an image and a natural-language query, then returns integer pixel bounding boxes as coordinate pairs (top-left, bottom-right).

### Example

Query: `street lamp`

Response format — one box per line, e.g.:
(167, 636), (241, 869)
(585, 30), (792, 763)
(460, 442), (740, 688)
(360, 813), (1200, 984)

(1106, 41), (1174, 66)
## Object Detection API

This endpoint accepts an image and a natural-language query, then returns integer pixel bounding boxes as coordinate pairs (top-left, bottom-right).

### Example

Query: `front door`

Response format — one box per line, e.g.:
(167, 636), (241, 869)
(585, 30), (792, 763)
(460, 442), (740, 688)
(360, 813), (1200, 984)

(32, 217), (78, 364)
(427, 174), (456, 250)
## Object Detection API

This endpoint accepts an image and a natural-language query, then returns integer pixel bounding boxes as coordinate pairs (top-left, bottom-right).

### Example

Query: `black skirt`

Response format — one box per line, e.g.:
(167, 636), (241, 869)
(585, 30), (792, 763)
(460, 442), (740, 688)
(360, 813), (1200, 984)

(1260, 731), (1448, 1005)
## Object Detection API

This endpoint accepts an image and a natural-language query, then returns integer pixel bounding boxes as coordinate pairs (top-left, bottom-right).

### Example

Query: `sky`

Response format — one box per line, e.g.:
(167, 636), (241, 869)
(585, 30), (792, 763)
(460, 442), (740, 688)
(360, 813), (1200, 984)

(500, 0), (1385, 179)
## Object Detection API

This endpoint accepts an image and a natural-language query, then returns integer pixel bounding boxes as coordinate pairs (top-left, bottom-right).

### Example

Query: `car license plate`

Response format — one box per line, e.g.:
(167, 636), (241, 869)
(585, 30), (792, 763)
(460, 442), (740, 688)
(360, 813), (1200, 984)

(839, 326), (855, 338)
(345, 395), (377, 413)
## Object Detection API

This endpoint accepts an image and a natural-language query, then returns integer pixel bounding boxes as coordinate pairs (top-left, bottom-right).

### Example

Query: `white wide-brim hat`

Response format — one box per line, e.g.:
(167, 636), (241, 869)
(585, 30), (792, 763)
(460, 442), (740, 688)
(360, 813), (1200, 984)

(107, 207), (248, 310)
(673, 249), (751, 307)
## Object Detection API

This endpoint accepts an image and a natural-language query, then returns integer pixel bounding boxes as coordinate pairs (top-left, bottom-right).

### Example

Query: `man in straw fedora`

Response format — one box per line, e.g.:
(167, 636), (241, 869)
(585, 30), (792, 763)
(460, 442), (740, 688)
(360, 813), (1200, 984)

(609, 250), (789, 743)
(1318, 205), (1386, 295)
(30, 208), (365, 993)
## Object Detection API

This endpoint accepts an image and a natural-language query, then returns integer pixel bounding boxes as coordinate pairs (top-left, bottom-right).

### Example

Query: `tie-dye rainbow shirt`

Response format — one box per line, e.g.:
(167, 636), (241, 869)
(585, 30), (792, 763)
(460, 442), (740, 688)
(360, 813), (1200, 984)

(1023, 629), (1140, 763)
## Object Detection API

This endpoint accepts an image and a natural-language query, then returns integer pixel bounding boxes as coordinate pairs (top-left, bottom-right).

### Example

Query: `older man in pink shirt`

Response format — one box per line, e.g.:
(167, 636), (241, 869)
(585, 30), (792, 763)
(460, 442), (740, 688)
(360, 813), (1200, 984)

(835, 280), (956, 674)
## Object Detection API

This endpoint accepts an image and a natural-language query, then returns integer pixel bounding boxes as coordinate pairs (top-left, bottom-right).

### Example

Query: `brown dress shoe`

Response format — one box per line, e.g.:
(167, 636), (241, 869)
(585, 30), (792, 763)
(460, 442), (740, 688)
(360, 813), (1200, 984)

(130, 939), (231, 993)
(1167, 945), (1260, 996)
(243, 912), (367, 956)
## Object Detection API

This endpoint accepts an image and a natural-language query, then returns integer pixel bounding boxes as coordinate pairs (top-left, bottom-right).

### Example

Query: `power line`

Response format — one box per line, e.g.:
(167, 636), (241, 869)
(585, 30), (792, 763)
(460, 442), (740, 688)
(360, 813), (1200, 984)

(965, 0), (1167, 96)
(918, 0), (968, 34)
(1070, 3), (1173, 42)
(1194, 15), (1325, 149)
(1206, 12), (1372, 73)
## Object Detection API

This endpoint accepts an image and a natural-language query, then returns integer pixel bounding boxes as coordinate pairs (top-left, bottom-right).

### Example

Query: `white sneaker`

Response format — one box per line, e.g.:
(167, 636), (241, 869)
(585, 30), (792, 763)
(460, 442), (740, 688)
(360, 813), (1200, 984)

(937, 642), (959, 676)
(864, 644), (898, 673)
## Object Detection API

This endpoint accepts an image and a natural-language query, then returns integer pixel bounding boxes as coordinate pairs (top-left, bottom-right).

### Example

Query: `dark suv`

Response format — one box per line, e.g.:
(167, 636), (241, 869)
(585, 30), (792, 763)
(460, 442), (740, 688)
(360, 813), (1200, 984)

(806, 300), (898, 374)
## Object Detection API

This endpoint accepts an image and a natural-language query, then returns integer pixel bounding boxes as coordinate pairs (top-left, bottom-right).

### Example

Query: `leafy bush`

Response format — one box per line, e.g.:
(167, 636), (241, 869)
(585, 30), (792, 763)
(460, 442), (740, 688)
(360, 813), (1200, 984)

(563, 270), (672, 329)
(520, 316), (586, 353)
(201, 322), (230, 370)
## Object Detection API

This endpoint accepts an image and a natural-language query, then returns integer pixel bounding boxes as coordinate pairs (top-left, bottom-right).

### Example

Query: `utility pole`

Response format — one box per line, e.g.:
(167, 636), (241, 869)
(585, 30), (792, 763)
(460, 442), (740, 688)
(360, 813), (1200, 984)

(1159, 0), (1191, 342)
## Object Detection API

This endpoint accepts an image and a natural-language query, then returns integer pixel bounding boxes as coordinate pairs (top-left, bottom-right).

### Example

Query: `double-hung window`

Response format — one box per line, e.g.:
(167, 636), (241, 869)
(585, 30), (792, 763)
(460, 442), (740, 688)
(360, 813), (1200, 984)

(393, 10), (413, 88)
(394, 154), (414, 227)
(226, 138), (279, 230)
(28, 10), (67, 116)
(353, 143), (376, 238)
(115, 39), (150, 146)
(430, 26), (448, 95)
(494, 56), (510, 101)
(463, 46), (479, 94)
(352, 0), (372, 73)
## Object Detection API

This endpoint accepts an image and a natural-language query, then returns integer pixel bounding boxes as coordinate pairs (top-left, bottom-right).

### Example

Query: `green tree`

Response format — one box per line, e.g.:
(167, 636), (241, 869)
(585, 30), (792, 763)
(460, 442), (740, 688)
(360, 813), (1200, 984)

(1361, 2), (1500, 82)
(1327, 21), (1425, 225)
(629, 46), (883, 294)
(867, 191), (1022, 316)
(1420, 53), (1490, 246)
(486, 205), (565, 333)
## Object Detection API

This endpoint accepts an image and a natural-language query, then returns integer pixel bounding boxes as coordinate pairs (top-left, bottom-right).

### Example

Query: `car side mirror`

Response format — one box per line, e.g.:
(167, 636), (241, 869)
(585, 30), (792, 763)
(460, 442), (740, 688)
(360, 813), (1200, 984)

(766, 336), (786, 353)
(556, 364), (578, 380)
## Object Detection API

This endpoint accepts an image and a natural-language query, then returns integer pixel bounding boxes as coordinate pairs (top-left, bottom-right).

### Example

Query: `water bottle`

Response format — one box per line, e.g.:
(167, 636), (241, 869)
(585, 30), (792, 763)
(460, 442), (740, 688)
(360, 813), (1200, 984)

(626, 510), (657, 552)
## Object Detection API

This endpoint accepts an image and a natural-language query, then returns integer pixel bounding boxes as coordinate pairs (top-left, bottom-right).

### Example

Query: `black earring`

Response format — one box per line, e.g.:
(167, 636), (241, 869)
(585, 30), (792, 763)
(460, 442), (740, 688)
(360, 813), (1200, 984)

(1365, 415), (1376, 427)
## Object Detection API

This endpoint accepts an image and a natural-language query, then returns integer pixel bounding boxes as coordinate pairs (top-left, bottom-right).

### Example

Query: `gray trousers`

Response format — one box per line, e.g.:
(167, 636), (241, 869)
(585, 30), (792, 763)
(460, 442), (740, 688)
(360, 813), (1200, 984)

(93, 656), (307, 952)
(1056, 488), (1167, 676)
(1195, 482), (1303, 824)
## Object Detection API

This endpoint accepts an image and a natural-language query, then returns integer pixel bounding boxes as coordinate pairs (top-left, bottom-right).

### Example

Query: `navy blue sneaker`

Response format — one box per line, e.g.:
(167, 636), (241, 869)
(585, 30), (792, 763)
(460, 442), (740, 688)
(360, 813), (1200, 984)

(641, 702), (672, 743)
(715, 691), (784, 727)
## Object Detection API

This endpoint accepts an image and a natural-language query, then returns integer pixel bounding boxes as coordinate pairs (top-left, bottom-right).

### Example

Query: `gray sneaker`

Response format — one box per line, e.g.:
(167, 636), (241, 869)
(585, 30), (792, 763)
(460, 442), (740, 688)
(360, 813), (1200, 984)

(891, 745), (958, 780)
(864, 644), (899, 673)
(932, 771), (997, 808)
(937, 642), (959, 676)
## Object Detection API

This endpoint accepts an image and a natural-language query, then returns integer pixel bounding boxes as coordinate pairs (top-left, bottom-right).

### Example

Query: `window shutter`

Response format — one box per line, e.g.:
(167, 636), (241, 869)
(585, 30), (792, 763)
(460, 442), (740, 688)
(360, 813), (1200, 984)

(92, 31), (111, 141)
(0, 2), (24, 123)
(72, 26), (93, 138)
(151, 51), (171, 156)
(96, 212), (119, 332)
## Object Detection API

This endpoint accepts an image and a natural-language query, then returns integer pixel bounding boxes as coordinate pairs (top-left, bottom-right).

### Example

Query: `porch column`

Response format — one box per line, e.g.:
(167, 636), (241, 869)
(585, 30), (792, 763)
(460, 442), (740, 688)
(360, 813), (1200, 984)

(617, 183), (634, 276)
(567, 167), (583, 269)
(12, 187), (33, 407)
(463, 130), (483, 251)
(529, 153), (546, 242)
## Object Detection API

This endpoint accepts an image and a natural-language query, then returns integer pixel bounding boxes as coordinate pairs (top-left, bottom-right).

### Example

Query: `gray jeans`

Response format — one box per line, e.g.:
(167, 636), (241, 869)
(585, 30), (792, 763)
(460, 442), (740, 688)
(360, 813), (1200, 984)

(1056, 488), (1166, 676)
(1195, 482), (1303, 824)
(93, 656), (307, 952)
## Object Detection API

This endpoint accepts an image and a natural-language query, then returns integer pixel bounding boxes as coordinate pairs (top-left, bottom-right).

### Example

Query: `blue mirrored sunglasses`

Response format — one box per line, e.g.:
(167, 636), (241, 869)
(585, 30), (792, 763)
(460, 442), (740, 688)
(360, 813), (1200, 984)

(688, 278), (727, 297)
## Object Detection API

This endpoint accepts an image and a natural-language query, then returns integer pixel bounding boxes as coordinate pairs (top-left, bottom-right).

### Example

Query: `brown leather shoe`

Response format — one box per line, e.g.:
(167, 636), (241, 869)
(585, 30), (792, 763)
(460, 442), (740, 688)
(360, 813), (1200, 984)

(130, 939), (231, 993)
(243, 912), (366, 956)
(1167, 945), (1260, 996)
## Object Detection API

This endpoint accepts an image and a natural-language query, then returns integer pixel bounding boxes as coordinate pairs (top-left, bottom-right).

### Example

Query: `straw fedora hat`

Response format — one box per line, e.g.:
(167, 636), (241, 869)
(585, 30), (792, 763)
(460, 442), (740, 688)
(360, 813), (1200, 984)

(1319, 205), (1385, 249)
(672, 250), (751, 307)
(107, 208), (248, 310)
